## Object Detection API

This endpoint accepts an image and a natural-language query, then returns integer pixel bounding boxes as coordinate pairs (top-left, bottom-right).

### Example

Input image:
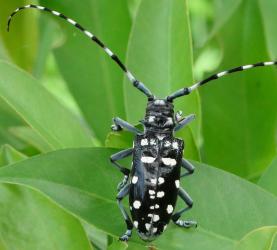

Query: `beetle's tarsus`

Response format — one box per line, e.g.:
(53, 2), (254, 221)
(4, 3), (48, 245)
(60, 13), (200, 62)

(111, 124), (122, 131)
(119, 229), (132, 241)
(174, 219), (197, 228)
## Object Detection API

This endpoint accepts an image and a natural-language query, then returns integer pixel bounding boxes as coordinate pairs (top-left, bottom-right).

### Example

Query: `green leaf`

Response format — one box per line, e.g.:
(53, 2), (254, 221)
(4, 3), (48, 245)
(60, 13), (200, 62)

(0, 132), (91, 249)
(39, 0), (131, 142)
(0, 144), (27, 167)
(9, 126), (52, 153)
(0, 60), (93, 149)
(0, 148), (276, 249)
(124, 0), (201, 152)
(259, 0), (277, 58)
(0, 184), (92, 250)
(0, 0), (38, 71)
(200, 0), (277, 178)
(234, 226), (277, 250)
(258, 157), (277, 196)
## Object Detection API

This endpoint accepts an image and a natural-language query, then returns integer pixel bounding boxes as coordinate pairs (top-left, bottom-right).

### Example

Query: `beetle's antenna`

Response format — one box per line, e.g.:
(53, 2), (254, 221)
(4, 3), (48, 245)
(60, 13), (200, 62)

(167, 61), (277, 101)
(7, 4), (154, 99)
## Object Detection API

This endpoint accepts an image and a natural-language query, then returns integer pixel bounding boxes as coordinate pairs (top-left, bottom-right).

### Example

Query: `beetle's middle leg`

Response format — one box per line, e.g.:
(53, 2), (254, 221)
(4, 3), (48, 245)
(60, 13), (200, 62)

(171, 188), (197, 228)
(181, 158), (195, 178)
(117, 184), (133, 241)
(110, 148), (133, 191)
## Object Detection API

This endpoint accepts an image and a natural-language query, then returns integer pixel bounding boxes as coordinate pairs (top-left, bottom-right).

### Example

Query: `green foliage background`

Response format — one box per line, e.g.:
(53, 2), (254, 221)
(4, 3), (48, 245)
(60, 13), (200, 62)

(0, 0), (277, 249)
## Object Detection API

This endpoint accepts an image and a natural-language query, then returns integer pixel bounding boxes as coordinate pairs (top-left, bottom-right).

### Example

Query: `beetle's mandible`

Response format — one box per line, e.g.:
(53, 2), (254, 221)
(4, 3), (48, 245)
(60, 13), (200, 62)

(7, 4), (277, 242)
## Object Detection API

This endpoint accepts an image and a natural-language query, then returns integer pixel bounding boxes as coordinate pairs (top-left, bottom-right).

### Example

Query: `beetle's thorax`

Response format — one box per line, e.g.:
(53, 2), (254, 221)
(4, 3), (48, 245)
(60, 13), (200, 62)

(143, 99), (175, 135)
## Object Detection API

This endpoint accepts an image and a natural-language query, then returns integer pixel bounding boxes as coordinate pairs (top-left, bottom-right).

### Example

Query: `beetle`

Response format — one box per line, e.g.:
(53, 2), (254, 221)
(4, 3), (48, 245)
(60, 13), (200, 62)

(7, 4), (277, 242)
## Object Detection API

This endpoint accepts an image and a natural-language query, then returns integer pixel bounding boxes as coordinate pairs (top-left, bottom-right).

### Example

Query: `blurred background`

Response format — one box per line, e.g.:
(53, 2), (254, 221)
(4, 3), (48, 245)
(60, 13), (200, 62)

(0, 0), (277, 249)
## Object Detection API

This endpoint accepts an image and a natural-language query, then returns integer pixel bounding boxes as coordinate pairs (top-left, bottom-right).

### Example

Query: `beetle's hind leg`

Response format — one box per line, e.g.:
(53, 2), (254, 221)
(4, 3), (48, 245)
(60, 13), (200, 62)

(116, 184), (133, 241)
(172, 188), (197, 228)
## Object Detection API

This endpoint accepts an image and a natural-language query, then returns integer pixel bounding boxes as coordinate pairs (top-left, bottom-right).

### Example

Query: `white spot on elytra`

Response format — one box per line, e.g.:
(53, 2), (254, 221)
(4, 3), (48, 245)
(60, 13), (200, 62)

(133, 221), (138, 228)
(148, 116), (155, 122)
(148, 214), (153, 218)
(155, 204), (159, 209)
(175, 180), (180, 188)
(150, 178), (157, 184)
(133, 200), (141, 209)
(132, 176), (138, 184)
(157, 191), (165, 198)
(150, 195), (155, 199)
(145, 223), (151, 231)
(167, 204), (174, 214)
(164, 141), (171, 147)
(172, 142), (179, 149)
(150, 139), (156, 145)
(153, 227), (158, 233)
(141, 139), (148, 146)
(158, 177), (165, 185)
(163, 225), (167, 231)
(162, 158), (177, 166)
(150, 206), (154, 210)
(153, 215), (160, 222)
(141, 156), (155, 163)
(149, 190), (155, 195)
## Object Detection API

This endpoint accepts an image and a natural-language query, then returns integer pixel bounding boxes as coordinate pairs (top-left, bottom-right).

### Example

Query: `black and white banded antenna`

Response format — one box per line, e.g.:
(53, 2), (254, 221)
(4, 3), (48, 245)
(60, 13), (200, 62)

(167, 61), (277, 101)
(7, 4), (154, 99)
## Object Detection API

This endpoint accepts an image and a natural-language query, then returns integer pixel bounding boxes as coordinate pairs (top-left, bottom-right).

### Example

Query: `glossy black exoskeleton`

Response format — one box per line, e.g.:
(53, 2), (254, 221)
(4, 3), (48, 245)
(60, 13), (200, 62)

(8, 4), (277, 242)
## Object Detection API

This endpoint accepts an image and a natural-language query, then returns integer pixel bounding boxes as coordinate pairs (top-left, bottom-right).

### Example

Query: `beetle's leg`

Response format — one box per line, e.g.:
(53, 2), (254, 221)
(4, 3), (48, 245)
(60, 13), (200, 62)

(117, 184), (133, 241)
(172, 188), (197, 228)
(174, 114), (196, 132)
(110, 148), (133, 191)
(181, 159), (195, 178)
(111, 117), (141, 134)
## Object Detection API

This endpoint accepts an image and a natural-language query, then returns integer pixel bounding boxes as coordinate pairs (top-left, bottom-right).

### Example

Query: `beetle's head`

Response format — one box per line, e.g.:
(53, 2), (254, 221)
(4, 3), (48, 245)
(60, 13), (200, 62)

(143, 99), (175, 131)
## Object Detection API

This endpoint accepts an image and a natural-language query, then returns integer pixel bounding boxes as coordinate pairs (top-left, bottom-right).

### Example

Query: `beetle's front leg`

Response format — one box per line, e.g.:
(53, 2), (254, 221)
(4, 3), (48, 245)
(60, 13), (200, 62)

(117, 184), (133, 241)
(111, 117), (142, 134)
(180, 158), (195, 178)
(174, 114), (196, 132)
(172, 188), (197, 228)
(110, 148), (133, 191)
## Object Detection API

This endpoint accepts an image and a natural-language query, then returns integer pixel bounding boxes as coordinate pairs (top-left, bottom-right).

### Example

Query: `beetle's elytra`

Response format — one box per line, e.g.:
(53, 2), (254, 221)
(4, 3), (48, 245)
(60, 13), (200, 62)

(8, 4), (277, 242)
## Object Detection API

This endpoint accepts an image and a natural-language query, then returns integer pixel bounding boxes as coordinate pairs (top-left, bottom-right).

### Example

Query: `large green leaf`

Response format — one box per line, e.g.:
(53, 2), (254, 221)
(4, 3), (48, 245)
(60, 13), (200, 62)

(234, 226), (277, 250)
(39, 0), (131, 142)
(0, 148), (276, 249)
(200, 0), (277, 178)
(0, 184), (92, 250)
(124, 0), (201, 153)
(0, 132), (92, 250)
(0, 60), (93, 149)
(0, 144), (27, 167)
(259, 0), (277, 59)
(0, 0), (38, 71)
(258, 157), (277, 196)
